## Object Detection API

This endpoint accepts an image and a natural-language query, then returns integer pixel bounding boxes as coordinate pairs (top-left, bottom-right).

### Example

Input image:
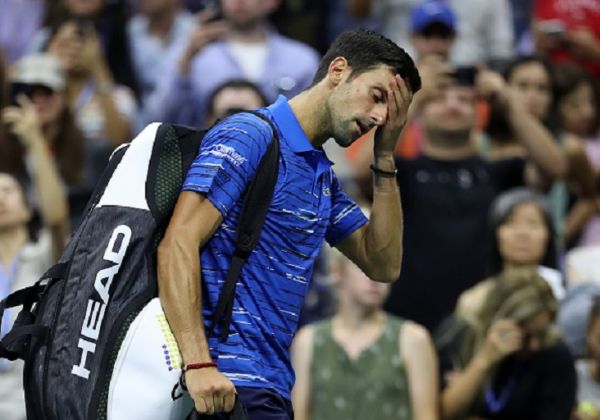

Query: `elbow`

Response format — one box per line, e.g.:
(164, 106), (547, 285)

(368, 258), (402, 283)
(43, 202), (69, 230)
(548, 156), (569, 180)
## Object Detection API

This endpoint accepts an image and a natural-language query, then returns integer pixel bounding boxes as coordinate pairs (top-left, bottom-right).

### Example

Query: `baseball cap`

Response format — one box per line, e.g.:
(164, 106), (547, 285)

(10, 53), (66, 91)
(410, 1), (457, 33)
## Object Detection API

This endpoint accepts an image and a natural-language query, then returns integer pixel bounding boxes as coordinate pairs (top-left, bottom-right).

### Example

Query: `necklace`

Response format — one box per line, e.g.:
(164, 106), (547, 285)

(484, 375), (517, 414)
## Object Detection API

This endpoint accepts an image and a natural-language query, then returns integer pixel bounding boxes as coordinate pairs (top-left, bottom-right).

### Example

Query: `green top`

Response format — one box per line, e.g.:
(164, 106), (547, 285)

(309, 316), (411, 420)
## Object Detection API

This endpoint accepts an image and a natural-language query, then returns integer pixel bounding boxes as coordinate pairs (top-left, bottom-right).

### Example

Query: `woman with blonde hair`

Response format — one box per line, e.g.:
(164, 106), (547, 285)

(436, 271), (576, 419)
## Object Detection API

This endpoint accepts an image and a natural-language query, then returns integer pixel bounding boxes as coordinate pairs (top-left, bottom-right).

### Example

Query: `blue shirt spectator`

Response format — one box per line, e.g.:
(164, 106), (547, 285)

(0, 0), (45, 64)
(127, 0), (195, 129)
(181, 95), (367, 398)
(148, 24), (319, 126)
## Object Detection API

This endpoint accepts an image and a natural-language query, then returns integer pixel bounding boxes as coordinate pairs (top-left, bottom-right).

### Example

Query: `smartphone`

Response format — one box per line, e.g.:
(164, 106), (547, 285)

(203, 0), (223, 22)
(74, 16), (93, 39)
(452, 66), (477, 87)
(538, 19), (566, 37)
(9, 83), (32, 106)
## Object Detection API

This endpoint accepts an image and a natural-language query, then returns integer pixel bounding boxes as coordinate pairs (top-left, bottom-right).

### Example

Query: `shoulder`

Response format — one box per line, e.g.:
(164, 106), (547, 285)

(14, 230), (54, 291)
(292, 324), (316, 353)
(21, 229), (53, 262)
(486, 156), (524, 170)
(539, 341), (576, 367)
(487, 157), (526, 181)
(562, 133), (588, 156)
(456, 279), (495, 319)
(538, 266), (566, 300)
(204, 112), (275, 151)
(400, 320), (433, 351)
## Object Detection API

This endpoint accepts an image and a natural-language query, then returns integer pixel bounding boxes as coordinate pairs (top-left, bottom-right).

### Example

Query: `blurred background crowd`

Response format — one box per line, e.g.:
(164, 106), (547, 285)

(1, 0), (600, 419)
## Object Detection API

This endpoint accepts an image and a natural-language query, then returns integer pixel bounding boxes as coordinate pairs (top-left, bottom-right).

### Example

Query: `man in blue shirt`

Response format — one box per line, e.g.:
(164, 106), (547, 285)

(147, 0), (321, 128)
(157, 29), (421, 419)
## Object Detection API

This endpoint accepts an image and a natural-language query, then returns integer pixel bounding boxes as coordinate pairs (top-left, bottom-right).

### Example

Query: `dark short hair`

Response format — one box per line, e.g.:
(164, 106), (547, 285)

(312, 29), (421, 94)
(503, 55), (553, 85)
(486, 56), (554, 142)
(0, 169), (28, 204)
(485, 187), (557, 276)
(552, 62), (600, 135)
(206, 78), (269, 117)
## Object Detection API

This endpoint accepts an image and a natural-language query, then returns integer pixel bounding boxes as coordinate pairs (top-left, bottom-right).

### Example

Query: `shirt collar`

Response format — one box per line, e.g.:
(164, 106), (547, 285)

(267, 95), (314, 154)
(266, 96), (334, 178)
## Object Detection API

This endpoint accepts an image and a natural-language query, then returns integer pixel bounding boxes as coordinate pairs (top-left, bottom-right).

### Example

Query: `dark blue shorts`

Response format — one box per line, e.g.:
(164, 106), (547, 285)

(204, 387), (293, 420)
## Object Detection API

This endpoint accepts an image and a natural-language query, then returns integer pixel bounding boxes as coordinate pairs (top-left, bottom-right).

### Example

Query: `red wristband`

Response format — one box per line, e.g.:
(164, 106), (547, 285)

(184, 361), (217, 372)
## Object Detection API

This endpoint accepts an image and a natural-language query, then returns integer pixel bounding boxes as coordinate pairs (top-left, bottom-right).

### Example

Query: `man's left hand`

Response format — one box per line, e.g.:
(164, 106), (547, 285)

(374, 74), (413, 156)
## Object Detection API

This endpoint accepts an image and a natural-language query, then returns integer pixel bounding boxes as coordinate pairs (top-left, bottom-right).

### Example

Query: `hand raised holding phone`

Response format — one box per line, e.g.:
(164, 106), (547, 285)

(180, 7), (230, 75)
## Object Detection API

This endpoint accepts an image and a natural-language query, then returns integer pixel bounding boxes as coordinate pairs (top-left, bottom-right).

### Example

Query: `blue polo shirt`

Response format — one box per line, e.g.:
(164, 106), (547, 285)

(182, 95), (367, 399)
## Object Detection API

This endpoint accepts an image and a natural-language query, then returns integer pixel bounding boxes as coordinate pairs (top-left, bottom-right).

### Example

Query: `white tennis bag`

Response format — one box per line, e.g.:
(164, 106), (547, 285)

(0, 114), (279, 420)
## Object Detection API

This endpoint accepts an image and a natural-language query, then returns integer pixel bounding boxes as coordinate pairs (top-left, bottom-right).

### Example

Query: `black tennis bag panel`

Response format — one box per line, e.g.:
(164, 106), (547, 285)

(27, 122), (203, 420)
(0, 113), (279, 420)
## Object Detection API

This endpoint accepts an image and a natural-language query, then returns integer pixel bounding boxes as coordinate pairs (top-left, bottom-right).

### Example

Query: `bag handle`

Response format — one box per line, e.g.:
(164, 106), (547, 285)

(186, 397), (249, 420)
(0, 261), (68, 360)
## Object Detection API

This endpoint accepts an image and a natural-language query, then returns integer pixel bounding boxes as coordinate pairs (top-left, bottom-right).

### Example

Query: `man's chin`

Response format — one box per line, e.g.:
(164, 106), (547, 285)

(334, 135), (356, 148)
(335, 138), (356, 149)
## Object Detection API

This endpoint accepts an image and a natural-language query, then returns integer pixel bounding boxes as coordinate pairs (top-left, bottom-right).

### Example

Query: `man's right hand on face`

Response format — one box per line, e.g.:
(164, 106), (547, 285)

(186, 367), (237, 415)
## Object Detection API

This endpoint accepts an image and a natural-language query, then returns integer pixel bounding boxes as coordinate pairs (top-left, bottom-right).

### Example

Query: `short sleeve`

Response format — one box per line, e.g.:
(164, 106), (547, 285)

(325, 171), (367, 246)
(488, 157), (526, 192)
(182, 114), (272, 218)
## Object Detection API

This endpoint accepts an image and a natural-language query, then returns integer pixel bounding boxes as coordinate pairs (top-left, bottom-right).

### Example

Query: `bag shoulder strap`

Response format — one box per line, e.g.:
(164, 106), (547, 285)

(211, 110), (280, 342)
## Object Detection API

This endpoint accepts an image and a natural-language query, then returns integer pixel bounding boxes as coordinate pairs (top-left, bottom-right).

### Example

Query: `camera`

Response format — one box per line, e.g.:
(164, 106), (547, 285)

(9, 83), (33, 106)
(451, 66), (477, 87)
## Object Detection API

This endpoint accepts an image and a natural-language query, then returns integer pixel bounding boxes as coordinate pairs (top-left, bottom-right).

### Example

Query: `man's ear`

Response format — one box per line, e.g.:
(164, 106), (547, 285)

(327, 57), (350, 87)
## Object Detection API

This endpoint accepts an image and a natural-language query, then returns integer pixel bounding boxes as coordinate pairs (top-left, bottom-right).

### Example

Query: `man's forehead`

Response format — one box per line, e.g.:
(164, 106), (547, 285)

(354, 64), (395, 84)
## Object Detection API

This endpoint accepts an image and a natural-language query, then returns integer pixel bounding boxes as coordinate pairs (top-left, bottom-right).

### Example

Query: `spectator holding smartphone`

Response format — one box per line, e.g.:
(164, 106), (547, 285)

(0, 53), (94, 228)
(552, 63), (600, 249)
(0, 53), (69, 420)
(127, 0), (195, 128)
(148, 0), (320, 128)
(45, 18), (135, 147)
(378, 65), (566, 333)
(533, 0), (600, 79)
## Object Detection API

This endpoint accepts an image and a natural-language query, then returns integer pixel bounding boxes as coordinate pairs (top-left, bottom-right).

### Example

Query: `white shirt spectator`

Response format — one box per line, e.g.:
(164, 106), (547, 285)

(127, 10), (195, 128)
(448, 0), (515, 67)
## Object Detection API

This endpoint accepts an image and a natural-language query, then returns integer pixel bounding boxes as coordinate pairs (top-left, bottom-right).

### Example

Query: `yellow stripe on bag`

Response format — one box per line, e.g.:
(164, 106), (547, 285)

(156, 313), (183, 370)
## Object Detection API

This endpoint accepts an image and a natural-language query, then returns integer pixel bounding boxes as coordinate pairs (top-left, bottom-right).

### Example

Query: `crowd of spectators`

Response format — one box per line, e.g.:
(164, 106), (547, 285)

(2, 0), (600, 419)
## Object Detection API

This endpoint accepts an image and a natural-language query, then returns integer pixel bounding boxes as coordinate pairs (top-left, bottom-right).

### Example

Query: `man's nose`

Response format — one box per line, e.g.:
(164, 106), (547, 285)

(370, 105), (388, 126)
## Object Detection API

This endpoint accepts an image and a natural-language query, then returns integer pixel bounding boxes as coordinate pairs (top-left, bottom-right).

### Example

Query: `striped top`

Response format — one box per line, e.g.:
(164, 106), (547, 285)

(182, 95), (367, 399)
